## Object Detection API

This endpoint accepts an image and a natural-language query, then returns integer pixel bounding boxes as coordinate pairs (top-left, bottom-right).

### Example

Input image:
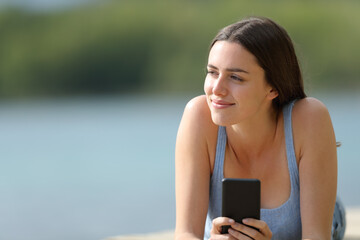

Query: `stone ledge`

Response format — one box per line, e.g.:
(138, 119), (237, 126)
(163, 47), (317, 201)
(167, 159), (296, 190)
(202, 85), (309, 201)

(106, 207), (360, 240)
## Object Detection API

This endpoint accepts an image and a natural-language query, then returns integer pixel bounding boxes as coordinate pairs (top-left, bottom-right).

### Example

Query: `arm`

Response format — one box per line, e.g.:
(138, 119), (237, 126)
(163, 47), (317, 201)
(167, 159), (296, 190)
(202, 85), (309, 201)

(293, 98), (337, 240)
(175, 96), (214, 240)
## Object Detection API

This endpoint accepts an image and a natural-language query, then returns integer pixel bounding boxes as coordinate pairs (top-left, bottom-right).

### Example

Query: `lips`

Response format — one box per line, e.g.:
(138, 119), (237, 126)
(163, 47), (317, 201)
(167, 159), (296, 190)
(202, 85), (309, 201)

(211, 98), (235, 109)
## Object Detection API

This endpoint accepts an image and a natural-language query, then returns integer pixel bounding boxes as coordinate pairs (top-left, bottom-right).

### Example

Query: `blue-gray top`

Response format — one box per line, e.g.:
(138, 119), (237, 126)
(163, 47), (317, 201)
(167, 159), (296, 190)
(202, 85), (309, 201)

(203, 100), (302, 240)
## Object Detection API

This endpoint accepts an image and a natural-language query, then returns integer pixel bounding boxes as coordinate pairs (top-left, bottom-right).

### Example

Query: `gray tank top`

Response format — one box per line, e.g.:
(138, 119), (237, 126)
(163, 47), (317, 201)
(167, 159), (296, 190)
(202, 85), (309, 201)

(203, 100), (302, 240)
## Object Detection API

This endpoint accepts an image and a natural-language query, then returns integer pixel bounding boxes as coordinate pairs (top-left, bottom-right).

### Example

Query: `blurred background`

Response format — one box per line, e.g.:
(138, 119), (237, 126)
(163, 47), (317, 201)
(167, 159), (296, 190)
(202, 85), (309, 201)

(0, 0), (359, 239)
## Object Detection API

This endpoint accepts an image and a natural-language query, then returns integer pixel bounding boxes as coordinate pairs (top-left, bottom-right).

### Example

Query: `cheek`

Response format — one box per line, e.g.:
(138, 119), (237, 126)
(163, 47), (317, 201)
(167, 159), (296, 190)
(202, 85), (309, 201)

(203, 77), (212, 94)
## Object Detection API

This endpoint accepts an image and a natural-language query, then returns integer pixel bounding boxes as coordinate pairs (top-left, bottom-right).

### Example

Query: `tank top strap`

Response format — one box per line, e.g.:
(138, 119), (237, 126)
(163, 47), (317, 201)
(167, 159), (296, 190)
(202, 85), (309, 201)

(212, 126), (227, 180)
(283, 100), (299, 187)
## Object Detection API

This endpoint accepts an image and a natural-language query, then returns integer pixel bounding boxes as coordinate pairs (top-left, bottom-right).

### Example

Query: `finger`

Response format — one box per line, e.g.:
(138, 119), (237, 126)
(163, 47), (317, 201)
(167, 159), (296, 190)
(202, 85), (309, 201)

(242, 218), (272, 237)
(212, 217), (235, 226)
(228, 228), (253, 240)
(212, 217), (235, 233)
(230, 223), (259, 239)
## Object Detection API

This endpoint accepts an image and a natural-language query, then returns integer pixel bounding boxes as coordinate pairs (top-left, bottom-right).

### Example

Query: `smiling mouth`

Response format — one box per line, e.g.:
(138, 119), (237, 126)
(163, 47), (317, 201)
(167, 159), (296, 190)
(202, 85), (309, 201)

(211, 99), (235, 109)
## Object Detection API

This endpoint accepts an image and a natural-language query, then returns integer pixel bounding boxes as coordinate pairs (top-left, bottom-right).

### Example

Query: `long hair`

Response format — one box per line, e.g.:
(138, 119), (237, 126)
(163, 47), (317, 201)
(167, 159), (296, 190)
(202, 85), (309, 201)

(210, 17), (306, 110)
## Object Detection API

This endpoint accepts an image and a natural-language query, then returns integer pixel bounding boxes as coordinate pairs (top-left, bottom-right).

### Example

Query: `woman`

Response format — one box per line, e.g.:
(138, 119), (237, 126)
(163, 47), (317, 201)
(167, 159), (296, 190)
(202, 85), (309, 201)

(175, 17), (346, 240)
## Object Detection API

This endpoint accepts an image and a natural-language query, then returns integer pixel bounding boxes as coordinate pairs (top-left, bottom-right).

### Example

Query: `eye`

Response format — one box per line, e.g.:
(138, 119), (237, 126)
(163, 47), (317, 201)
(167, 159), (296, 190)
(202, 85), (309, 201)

(230, 74), (243, 82)
(206, 69), (218, 77)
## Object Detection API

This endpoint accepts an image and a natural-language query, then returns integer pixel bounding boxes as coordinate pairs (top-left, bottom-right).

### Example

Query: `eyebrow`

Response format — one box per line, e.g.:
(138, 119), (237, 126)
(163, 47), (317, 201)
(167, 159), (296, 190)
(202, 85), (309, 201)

(207, 64), (249, 74)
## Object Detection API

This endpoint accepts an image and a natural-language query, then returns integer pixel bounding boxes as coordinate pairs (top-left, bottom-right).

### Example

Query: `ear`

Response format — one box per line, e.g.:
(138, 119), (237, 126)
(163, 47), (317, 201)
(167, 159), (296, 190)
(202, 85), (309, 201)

(267, 87), (278, 100)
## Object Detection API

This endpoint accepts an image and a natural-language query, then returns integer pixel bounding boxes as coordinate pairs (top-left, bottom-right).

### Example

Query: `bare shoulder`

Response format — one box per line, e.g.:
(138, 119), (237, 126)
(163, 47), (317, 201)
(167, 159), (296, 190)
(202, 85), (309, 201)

(184, 95), (209, 117)
(293, 97), (329, 114)
(176, 95), (218, 167)
(181, 95), (217, 134)
(292, 97), (331, 128)
(292, 97), (336, 159)
(184, 95), (210, 119)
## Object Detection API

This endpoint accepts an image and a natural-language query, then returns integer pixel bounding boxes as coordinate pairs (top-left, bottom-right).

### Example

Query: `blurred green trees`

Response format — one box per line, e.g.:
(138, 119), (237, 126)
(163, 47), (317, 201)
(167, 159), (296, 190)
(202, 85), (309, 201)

(0, 0), (359, 98)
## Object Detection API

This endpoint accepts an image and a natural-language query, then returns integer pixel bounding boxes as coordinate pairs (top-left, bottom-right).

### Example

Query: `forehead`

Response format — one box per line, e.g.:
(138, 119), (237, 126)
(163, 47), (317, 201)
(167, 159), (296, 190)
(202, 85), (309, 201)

(208, 41), (261, 72)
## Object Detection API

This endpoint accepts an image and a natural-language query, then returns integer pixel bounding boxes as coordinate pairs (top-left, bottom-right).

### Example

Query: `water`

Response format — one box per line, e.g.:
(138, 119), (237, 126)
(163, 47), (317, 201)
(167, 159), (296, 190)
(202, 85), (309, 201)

(0, 92), (359, 240)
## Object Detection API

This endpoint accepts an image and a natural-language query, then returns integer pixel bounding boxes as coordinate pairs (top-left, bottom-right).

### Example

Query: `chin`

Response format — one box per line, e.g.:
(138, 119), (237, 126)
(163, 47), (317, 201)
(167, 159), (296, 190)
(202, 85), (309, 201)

(210, 113), (235, 126)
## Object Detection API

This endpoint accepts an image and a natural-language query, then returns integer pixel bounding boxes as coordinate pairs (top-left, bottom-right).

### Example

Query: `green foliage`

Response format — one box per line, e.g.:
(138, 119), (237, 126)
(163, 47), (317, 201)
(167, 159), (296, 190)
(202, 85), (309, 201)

(0, 0), (359, 98)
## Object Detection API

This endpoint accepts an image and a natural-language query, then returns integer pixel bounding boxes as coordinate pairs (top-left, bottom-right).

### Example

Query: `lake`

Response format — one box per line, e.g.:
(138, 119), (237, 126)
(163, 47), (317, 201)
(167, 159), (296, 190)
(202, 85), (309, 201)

(0, 92), (359, 240)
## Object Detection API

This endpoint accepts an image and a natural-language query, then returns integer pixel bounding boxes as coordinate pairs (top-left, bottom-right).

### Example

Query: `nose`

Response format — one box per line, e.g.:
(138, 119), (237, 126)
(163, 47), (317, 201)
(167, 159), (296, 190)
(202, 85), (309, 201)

(212, 74), (227, 96)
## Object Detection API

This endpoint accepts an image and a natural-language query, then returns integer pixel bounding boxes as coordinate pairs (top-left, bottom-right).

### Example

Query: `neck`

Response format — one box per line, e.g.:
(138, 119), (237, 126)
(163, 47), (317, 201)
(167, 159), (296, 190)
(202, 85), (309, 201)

(227, 105), (280, 163)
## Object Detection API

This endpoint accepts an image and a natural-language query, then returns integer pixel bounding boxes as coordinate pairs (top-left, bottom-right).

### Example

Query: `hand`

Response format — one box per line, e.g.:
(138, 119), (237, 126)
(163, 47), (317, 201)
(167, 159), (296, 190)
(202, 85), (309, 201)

(228, 218), (272, 240)
(210, 217), (236, 239)
(210, 217), (272, 240)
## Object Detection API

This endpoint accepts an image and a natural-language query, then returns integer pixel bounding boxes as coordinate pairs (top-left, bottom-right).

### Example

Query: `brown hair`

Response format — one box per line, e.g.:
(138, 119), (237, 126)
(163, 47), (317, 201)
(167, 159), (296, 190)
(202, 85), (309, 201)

(210, 17), (306, 110)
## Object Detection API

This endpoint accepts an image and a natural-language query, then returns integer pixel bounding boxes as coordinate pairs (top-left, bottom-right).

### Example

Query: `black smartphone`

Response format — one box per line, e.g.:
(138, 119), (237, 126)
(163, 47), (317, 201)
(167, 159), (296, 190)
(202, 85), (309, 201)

(221, 178), (261, 234)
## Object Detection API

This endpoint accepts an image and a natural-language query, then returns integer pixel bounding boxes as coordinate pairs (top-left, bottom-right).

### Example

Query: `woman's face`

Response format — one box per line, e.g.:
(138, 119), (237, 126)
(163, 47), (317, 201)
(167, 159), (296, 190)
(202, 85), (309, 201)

(204, 41), (276, 126)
